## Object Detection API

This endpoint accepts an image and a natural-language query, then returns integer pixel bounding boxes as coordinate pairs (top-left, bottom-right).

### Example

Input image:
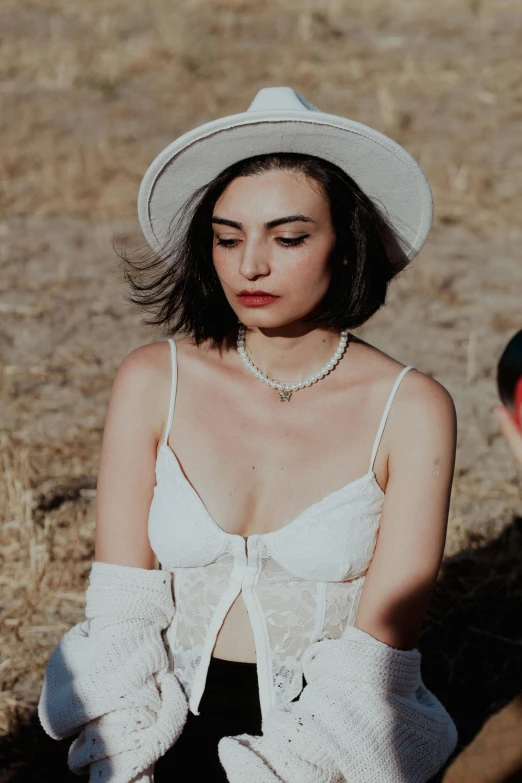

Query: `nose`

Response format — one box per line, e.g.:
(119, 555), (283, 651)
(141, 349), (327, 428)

(238, 238), (271, 280)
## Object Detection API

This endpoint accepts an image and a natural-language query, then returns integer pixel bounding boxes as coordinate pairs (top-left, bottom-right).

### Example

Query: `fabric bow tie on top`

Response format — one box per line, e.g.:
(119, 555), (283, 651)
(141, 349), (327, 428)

(218, 624), (458, 783)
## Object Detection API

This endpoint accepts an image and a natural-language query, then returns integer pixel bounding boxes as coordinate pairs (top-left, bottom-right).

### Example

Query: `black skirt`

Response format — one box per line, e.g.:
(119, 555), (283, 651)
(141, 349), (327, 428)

(154, 656), (263, 782)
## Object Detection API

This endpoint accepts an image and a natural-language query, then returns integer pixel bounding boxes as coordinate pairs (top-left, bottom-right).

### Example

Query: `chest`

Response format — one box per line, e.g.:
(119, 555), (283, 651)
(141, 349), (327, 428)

(163, 370), (388, 537)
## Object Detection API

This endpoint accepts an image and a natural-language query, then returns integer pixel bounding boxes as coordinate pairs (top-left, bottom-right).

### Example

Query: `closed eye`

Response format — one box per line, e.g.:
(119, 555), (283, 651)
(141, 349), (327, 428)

(216, 236), (309, 249)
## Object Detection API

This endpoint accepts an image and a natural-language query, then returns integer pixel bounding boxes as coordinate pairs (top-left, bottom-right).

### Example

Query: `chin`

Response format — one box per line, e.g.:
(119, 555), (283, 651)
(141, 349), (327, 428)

(234, 311), (311, 330)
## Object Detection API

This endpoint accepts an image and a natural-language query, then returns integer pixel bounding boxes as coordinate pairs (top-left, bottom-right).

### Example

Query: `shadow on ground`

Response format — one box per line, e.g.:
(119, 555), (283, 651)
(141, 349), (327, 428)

(1, 516), (521, 783)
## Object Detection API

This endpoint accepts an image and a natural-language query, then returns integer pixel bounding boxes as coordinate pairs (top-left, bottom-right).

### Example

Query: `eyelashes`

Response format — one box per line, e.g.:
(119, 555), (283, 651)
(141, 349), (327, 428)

(216, 236), (309, 250)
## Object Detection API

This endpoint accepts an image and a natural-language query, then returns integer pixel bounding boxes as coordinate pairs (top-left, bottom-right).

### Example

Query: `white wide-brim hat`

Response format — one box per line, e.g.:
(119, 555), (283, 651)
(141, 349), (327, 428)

(138, 86), (433, 262)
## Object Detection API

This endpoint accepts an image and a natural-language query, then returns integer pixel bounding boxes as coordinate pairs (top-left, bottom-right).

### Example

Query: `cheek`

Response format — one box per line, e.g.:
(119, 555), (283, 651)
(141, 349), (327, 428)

(291, 252), (332, 292)
(212, 248), (231, 278)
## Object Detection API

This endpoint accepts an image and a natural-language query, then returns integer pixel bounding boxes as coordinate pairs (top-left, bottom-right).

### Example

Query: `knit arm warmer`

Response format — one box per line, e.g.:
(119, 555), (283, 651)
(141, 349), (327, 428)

(38, 562), (188, 783)
(218, 625), (458, 783)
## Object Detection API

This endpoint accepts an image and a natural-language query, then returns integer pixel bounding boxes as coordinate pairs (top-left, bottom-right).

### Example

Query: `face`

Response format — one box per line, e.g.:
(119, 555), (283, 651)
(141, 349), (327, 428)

(211, 170), (337, 331)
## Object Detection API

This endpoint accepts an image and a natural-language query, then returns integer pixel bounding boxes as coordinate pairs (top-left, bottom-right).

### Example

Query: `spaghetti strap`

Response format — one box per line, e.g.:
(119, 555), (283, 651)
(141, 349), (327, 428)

(162, 338), (178, 446)
(368, 365), (416, 473)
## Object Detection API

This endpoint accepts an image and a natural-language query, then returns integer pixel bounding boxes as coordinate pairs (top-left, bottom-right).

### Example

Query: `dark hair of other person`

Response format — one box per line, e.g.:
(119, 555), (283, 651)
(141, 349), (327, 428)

(115, 152), (412, 347)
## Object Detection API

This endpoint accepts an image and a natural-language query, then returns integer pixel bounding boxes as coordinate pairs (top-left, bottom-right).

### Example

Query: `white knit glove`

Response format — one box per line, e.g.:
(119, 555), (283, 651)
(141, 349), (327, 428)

(218, 625), (458, 783)
(38, 562), (188, 783)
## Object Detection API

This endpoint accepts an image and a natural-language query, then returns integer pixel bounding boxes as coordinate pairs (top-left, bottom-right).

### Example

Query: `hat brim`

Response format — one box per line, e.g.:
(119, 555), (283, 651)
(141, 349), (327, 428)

(138, 109), (433, 262)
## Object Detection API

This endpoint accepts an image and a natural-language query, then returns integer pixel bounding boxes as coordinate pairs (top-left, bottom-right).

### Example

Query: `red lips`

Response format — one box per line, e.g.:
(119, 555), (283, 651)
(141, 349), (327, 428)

(238, 290), (275, 295)
(237, 290), (280, 307)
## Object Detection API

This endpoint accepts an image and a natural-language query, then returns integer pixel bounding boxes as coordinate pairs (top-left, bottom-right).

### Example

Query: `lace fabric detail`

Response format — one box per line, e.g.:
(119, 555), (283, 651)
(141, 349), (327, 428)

(257, 544), (320, 705)
(153, 463), (386, 716)
(320, 576), (367, 641)
(166, 550), (236, 699)
(165, 539), (373, 712)
(152, 443), (385, 713)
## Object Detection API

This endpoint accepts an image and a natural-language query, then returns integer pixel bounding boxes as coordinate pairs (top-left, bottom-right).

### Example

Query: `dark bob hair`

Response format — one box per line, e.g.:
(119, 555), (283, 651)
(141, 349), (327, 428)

(116, 152), (411, 347)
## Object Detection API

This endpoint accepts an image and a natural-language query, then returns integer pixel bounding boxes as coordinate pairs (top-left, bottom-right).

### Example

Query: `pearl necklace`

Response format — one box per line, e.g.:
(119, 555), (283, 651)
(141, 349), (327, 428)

(237, 325), (349, 402)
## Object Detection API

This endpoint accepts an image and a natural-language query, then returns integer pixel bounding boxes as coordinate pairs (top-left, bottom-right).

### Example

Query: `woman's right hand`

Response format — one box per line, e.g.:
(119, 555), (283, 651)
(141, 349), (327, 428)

(494, 404), (522, 469)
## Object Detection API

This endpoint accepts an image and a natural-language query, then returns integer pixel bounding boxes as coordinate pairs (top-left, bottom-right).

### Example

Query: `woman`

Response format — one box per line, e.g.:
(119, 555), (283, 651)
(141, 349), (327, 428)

(38, 87), (458, 782)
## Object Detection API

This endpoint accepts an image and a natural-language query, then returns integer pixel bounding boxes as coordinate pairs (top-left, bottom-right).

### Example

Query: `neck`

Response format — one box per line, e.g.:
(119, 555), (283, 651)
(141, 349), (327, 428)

(240, 324), (343, 382)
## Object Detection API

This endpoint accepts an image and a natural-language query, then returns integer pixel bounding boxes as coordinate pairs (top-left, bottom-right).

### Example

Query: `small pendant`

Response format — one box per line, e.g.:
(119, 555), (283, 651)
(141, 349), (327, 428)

(277, 389), (293, 402)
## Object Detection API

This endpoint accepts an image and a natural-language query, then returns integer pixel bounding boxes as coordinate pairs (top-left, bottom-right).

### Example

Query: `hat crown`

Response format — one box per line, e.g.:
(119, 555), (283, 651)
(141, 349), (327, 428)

(247, 86), (320, 113)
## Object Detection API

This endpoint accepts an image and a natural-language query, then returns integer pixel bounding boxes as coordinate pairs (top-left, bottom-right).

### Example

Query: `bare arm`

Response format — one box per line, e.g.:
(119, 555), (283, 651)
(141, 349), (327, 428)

(94, 341), (170, 569)
(354, 371), (457, 650)
(38, 341), (185, 782)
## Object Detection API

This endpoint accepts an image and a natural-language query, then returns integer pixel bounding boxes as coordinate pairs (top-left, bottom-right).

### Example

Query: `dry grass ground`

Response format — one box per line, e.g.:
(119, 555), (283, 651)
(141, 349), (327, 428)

(1, 0), (521, 780)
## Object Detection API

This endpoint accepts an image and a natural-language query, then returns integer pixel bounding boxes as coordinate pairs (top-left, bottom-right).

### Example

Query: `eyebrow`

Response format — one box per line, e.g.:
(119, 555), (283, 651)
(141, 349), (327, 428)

(211, 214), (315, 230)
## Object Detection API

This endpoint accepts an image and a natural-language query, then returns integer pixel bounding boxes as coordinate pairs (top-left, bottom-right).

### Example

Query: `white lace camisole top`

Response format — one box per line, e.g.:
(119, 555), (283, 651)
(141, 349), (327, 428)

(148, 338), (416, 721)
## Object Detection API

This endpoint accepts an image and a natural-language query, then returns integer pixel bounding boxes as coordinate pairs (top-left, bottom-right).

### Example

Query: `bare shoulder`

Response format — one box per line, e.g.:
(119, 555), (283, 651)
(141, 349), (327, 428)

(114, 339), (171, 398)
(392, 368), (457, 469)
(386, 360), (456, 432)
(349, 333), (456, 423)
(118, 337), (171, 375)
(350, 336), (457, 498)
(111, 338), (175, 444)
(95, 338), (177, 566)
